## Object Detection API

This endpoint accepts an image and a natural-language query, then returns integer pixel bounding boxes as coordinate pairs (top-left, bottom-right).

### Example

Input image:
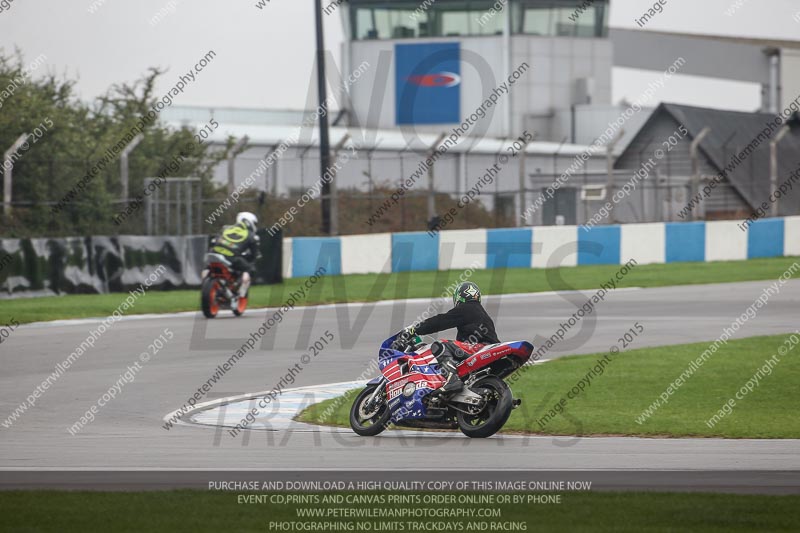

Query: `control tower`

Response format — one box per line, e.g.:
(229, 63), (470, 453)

(337, 0), (611, 141)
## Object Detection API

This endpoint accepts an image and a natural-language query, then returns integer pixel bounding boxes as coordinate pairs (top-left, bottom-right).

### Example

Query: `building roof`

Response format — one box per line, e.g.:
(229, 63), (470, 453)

(161, 106), (310, 127)
(629, 102), (800, 211)
(624, 28), (800, 51)
(165, 115), (605, 159)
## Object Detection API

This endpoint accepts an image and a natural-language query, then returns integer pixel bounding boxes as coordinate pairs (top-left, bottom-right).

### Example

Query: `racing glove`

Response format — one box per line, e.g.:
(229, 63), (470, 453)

(390, 326), (416, 351)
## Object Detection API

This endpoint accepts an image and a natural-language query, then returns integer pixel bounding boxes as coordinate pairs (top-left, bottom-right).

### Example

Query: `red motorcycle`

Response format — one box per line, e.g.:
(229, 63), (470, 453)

(201, 253), (248, 319)
(350, 332), (533, 438)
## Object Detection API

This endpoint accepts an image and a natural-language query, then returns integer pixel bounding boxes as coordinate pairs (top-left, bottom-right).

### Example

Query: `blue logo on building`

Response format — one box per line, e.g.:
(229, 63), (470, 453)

(395, 42), (461, 125)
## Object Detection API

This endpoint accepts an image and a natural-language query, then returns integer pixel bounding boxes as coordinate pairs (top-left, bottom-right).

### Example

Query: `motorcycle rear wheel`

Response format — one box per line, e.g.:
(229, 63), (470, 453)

(456, 376), (512, 438)
(349, 385), (391, 436)
(201, 278), (220, 319)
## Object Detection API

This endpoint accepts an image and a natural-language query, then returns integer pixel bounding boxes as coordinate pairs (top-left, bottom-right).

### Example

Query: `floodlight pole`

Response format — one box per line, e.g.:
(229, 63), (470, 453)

(314, 0), (333, 235)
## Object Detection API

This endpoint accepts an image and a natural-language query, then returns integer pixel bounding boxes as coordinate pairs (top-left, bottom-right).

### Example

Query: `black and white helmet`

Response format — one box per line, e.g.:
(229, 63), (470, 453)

(453, 281), (481, 307)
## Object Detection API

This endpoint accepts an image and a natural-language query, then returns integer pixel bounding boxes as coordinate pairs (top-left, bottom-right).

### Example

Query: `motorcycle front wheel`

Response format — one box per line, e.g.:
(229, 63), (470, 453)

(456, 376), (513, 438)
(349, 385), (391, 436)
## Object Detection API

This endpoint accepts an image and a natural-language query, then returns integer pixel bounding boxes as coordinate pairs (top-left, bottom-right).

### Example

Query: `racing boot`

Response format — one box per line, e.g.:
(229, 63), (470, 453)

(439, 360), (464, 394)
(431, 343), (464, 394)
(238, 272), (251, 298)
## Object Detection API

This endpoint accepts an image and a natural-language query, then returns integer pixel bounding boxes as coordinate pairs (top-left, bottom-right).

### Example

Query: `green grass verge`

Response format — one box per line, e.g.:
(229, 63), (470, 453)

(0, 490), (798, 532)
(298, 333), (800, 439)
(3, 256), (798, 324)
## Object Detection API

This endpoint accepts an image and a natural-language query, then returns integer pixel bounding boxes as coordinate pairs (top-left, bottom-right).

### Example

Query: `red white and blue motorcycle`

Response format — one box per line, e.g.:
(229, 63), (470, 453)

(349, 332), (533, 438)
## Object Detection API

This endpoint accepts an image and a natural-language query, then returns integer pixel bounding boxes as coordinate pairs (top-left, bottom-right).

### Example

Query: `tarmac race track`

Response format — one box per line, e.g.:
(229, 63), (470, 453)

(2, 280), (799, 489)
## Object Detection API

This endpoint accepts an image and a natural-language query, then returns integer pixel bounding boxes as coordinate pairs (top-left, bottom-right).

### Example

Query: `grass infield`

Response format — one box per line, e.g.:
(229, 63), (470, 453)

(0, 490), (798, 532)
(298, 333), (800, 439)
(2, 256), (798, 325)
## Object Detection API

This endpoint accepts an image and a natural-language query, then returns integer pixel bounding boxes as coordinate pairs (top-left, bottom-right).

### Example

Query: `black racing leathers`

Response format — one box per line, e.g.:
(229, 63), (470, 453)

(209, 223), (259, 274)
(414, 301), (500, 344)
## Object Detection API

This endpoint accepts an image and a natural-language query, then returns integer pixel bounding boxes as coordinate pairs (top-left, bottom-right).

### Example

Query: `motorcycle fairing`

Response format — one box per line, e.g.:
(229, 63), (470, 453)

(456, 341), (533, 378)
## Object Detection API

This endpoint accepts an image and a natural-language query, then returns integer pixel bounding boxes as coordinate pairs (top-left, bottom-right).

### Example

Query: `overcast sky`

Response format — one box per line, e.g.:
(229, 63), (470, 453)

(1, 0), (799, 112)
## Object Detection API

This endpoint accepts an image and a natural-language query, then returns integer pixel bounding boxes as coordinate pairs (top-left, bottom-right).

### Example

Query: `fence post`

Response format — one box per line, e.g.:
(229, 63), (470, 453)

(330, 134), (350, 236)
(120, 134), (143, 201)
(228, 136), (249, 196)
(689, 127), (711, 222)
(427, 133), (446, 223)
(3, 134), (29, 217)
(770, 125), (791, 217)
(606, 130), (625, 222)
(265, 142), (281, 196)
(518, 141), (530, 227)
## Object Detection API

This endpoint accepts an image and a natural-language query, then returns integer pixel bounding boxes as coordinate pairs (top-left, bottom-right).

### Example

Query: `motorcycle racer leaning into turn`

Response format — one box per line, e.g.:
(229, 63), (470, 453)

(202, 212), (260, 309)
(391, 281), (500, 394)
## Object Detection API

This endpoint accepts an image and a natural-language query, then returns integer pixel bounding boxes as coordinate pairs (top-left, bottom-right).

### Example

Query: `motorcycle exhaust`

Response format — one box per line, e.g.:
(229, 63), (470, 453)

(222, 285), (234, 300)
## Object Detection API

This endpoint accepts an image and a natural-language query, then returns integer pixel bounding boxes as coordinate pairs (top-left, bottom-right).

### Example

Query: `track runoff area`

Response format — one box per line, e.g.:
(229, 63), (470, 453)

(3, 257), (800, 531)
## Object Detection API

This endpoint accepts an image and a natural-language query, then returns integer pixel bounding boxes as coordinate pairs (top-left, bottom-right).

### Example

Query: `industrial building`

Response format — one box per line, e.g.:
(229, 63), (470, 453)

(161, 0), (800, 234)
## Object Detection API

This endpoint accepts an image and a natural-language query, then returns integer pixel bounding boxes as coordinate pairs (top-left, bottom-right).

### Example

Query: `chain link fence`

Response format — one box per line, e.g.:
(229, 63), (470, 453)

(0, 140), (776, 238)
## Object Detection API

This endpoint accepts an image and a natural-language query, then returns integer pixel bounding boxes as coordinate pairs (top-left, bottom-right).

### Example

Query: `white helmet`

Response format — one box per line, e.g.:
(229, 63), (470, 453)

(236, 212), (258, 233)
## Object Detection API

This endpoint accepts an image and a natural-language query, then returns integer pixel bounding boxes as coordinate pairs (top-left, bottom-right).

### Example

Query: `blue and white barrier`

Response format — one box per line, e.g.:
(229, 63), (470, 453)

(281, 217), (800, 278)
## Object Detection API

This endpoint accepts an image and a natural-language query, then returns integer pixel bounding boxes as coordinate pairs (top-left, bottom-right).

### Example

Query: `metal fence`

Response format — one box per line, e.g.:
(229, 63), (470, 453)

(0, 138), (786, 238)
(0, 176), (709, 238)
